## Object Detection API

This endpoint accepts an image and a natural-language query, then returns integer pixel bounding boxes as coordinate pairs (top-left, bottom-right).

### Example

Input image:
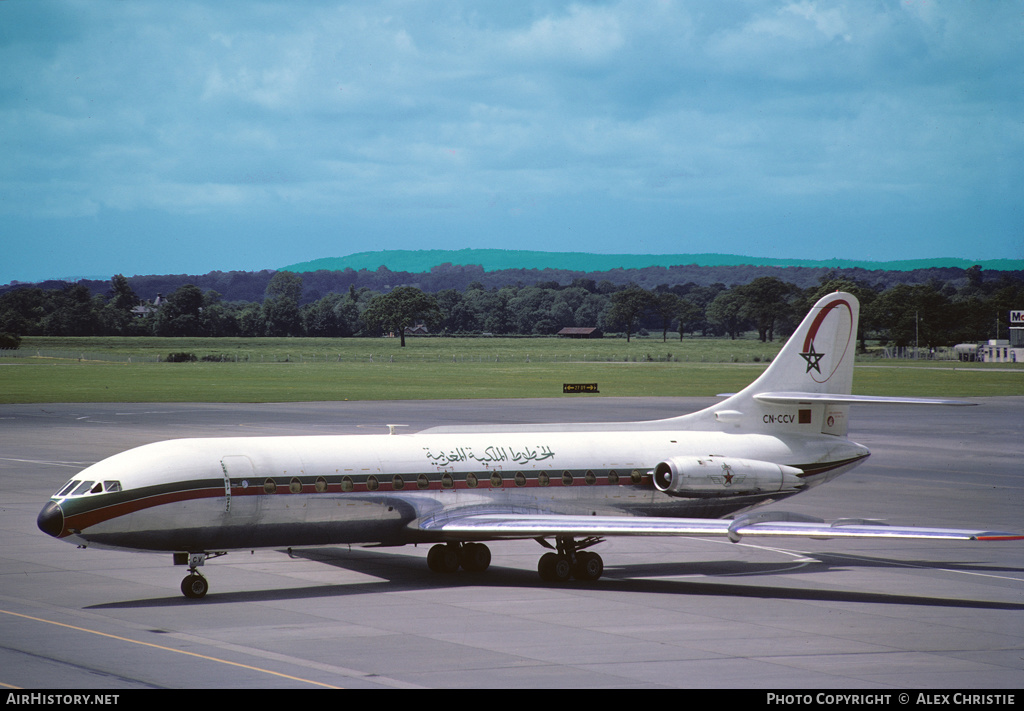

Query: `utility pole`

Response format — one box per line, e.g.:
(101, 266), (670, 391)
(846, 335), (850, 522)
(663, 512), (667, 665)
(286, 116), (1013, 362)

(915, 311), (919, 359)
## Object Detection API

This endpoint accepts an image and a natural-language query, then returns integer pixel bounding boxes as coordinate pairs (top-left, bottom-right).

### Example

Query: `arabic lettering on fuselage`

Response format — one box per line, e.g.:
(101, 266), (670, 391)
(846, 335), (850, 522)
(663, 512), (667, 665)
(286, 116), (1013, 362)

(423, 444), (555, 466)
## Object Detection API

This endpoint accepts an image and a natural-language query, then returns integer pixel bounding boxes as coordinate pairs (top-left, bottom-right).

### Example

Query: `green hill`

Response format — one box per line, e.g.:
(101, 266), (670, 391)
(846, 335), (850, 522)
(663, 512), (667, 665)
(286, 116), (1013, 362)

(281, 249), (1022, 274)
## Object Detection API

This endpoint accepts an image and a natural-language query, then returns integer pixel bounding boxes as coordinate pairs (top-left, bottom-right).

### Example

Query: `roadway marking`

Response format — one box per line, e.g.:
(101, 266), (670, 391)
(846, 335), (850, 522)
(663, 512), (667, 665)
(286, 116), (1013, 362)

(0, 608), (341, 689)
(813, 552), (1024, 583)
(711, 539), (1024, 583)
(706, 539), (820, 575)
(634, 538), (820, 579)
(0, 457), (93, 468)
(649, 538), (1024, 583)
(164, 632), (424, 689)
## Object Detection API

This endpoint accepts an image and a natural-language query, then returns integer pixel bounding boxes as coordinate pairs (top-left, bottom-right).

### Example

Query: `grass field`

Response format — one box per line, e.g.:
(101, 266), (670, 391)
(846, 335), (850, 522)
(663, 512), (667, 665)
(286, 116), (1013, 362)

(2, 336), (1021, 403)
(11, 334), (786, 364)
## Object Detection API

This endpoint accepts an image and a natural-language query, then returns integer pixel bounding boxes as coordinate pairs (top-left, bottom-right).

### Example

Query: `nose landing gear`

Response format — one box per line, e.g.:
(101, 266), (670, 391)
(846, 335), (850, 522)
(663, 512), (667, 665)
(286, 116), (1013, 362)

(181, 572), (209, 599)
(174, 551), (226, 599)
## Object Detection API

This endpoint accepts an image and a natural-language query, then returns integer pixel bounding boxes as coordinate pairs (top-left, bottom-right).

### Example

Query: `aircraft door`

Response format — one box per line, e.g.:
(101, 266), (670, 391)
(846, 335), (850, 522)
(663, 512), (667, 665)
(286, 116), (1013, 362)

(220, 455), (255, 514)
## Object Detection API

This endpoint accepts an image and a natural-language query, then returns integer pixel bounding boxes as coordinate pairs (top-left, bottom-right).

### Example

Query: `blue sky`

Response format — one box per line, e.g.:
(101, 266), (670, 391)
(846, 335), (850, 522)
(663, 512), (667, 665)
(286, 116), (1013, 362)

(2, 1), (1021, 284)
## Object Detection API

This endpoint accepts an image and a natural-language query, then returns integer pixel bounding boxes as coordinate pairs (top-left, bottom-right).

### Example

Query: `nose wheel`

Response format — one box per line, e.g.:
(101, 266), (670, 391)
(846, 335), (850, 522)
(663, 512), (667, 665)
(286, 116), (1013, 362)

(181, 572), (209, 599)
(175, 551), (225, 599)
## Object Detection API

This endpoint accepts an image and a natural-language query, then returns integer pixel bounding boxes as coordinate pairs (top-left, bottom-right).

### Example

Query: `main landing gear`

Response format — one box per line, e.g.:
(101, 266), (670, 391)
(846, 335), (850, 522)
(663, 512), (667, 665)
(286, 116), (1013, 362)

(537, 536), (604, 583)
(425, 537), (605, 583)
(427, 542), (492, 573)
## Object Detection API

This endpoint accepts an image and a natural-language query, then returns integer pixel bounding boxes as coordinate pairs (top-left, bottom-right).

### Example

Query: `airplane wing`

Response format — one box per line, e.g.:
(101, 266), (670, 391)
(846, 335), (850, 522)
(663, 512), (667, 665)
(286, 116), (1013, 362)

(414, 511), (1023, 543)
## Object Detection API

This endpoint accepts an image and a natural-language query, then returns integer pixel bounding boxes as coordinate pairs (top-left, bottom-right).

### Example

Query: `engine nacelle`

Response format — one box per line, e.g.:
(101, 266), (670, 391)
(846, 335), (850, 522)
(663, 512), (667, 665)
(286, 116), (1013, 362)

(652, 456), (804, 495)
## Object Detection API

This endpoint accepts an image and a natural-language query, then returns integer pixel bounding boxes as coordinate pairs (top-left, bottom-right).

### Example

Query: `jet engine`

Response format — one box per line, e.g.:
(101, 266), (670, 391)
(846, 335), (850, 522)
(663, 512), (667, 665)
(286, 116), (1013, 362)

(652, 456), (804, 495)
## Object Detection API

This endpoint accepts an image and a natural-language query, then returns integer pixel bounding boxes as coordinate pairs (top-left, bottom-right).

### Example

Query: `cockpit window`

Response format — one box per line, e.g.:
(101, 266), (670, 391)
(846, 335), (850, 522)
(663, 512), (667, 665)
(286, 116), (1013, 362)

(56, 480), (79, 497)
(70, 481), (95, 496)
(55, 480), (114, 497)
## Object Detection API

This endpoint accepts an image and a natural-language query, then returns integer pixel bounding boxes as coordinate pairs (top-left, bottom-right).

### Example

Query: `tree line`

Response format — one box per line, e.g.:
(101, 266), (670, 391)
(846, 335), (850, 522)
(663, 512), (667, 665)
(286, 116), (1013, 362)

(1, 267), (1021, 349)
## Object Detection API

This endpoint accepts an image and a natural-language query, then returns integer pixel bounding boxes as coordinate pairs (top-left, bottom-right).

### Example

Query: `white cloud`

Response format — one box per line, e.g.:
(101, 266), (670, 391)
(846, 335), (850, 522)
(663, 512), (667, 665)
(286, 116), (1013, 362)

(503, 3), (625, 65)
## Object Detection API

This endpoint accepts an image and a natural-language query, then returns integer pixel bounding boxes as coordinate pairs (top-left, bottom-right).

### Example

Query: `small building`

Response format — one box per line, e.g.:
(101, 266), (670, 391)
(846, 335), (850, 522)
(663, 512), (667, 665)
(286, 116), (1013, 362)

(978, 340), (1023, 363)
(131, 294), (165, 318)
(556, 327), (603, 339)
(404, 324), (430, 337)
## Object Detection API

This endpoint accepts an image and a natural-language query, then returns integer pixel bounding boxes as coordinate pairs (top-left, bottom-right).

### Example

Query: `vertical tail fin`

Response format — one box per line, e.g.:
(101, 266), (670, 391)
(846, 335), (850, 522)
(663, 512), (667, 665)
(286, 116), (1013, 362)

(743, 291), (859, 398)
(716, 292), (859, 436)
(685, 291), (968, 438)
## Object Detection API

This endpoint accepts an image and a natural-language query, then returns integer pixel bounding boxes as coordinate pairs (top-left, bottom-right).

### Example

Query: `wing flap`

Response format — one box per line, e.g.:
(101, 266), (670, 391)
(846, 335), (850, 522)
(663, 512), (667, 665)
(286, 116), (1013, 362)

(414, 512), (1022, 542)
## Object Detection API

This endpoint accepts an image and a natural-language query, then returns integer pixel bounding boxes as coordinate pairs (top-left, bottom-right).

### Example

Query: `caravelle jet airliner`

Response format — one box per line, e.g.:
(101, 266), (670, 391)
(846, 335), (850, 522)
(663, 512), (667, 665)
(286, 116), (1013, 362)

(37, 292), (1021, 598)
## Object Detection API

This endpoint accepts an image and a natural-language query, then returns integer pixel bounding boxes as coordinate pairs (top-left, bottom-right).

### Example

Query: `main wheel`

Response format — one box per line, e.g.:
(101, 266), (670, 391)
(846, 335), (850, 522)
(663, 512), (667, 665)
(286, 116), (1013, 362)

(572, 551), (604, 581)
(427, 544), (460, 573)
(538, 553), (572, 582)
(459, 543), (491, 572)
(181, 573), (209, 599)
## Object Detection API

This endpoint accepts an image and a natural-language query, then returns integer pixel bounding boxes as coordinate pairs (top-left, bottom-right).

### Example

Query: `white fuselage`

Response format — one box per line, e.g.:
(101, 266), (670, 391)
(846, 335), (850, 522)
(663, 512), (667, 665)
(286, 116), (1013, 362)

(44, 427), (869, 554)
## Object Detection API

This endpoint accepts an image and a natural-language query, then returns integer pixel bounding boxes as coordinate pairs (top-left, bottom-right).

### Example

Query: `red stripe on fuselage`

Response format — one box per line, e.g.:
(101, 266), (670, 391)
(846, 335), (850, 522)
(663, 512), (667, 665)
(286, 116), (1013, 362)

(60, 486), (223, 538)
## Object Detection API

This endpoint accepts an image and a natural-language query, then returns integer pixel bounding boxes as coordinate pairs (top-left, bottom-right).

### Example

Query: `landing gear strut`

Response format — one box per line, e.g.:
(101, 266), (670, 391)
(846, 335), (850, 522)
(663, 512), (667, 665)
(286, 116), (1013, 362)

(427, 542), (492, 574)
(537, 536), (604, 582)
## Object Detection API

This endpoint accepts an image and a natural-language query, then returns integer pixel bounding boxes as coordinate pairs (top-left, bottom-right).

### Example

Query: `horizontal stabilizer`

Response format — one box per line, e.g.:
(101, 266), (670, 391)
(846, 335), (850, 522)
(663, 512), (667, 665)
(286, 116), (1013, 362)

(754, 392), (976, 406)
(414, 511), (1021, 542)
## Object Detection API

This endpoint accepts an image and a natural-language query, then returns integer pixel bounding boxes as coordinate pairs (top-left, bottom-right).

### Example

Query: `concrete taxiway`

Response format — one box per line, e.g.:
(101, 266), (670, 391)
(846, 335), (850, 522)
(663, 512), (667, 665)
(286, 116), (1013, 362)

(1, 397), (1021, 689)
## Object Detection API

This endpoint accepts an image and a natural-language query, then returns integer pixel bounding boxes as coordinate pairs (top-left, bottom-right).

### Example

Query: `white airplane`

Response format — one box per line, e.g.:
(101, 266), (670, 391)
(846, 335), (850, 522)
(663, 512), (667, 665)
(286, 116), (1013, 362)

(37, 292), (1021, 599)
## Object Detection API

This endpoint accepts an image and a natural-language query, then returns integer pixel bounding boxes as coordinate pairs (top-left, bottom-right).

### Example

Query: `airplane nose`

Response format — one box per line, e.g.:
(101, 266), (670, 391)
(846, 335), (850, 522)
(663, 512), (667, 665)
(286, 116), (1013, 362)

(37, 501), (64, 538)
